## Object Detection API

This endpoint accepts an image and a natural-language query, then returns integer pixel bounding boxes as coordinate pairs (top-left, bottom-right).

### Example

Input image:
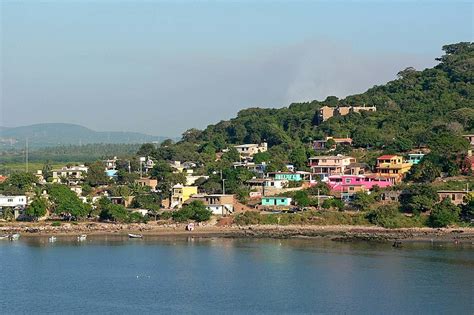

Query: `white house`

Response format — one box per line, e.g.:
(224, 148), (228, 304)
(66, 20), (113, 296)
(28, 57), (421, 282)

(0, 195), (28, 208)
(0, 195), (28, 219)
(234, 143), (268, 160)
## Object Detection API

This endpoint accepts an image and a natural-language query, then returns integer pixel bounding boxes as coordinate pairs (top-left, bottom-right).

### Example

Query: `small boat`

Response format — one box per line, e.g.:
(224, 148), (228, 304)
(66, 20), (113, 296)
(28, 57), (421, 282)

(128, 233), (143, 239)
(0, 234), (9, 240)
(9, 233), (20, 241)
(48, 236), (57, 242)
(185, 223), (195, 231)
(77, 234), (87, 242)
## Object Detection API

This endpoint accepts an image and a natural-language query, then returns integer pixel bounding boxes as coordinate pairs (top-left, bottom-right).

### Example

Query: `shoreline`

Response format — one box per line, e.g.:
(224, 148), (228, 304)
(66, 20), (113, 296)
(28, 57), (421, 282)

(1, 222), (474, 243)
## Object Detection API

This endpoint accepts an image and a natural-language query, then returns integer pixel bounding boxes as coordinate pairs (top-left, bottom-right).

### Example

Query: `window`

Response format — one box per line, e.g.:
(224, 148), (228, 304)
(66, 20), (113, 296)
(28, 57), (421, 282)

(349, 187), (354, 191)
(281, 199), (285, 202)
(345, 178), (351, 184)
(8, 198), (13, 202)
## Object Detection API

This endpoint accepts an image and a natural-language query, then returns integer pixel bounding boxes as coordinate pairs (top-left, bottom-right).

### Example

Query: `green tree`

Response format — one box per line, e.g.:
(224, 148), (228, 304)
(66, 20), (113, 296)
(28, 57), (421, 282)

(428, 198), (461, 227)
(400, 184), (439, 214)
(48, 184), (89, 220)
(172, 200), (212, 222)
(99, 203), (130, 223)
(461, 197), (474, 222)
(26, 197), (48, 220)
(84, 161), (109, 187)
(352, 191), (375, 211)
(366, 204), (407, 228)
(0, 172), (37, 195)
(42, 161), (53, 181)
(293, 190), (310, 207)
(137, 143), (157, 157)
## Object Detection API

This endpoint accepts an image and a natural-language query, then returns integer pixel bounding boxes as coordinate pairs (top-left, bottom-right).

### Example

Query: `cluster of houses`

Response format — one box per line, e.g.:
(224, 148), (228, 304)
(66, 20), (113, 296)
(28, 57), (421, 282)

(1, 135), (474, 220)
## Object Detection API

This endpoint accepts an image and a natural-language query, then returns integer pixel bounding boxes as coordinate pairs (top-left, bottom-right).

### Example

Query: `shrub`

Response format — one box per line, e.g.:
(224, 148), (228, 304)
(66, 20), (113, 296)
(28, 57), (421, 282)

(366, 205), (425, 228)
(322, 199), (344, 211)
(428, 198), (461, 228)
(172, 201), (212, 223)
(159, 211), (173, 220)
(51, 221), (61, 227)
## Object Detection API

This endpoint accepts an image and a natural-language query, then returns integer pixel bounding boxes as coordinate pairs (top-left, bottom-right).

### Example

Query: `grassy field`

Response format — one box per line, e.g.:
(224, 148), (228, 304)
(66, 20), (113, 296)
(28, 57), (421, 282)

(0, 162), (80, 174)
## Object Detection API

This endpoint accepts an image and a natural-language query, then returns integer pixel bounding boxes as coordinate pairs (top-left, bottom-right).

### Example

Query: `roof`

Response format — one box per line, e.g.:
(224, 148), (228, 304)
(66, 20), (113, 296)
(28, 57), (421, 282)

(377, 155), (397, 160)
(234, 144), (259, 148)
(437, 190), (470, 193)
(206, 194), (234, 198)
(309, 155), (353, 160)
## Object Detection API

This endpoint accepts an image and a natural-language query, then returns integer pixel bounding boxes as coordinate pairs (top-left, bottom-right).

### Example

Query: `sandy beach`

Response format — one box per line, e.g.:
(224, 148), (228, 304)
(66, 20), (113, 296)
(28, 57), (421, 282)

(1, 221), (474, 242)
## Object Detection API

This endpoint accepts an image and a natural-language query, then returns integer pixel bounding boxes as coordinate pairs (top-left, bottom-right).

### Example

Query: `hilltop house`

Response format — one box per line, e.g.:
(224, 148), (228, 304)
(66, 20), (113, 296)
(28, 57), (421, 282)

(234, 143), (268, 161)
(308, 155), (356, 180)
(313, 137), (353, 150)
(104, 156), (118, 170)
(317, 105), (376, 123)
(407, 153), (425, 165)
(375, 155), (412, 183)
(267, 171), (313, 182)
(463, 134), (474, 146)
(233, 162), (267, 176)
(52, 165), (89, 185)
(134, 178), (158, 191)
(247, 177), (289, 189)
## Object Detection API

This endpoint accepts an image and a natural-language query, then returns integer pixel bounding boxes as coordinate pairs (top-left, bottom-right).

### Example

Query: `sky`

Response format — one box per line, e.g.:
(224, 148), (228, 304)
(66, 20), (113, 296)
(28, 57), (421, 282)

(1, 0), (472, 137)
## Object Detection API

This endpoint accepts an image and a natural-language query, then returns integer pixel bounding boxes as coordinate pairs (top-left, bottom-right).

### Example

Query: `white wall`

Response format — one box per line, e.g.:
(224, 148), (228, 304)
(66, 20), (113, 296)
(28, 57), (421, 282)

(0, 196), (27, 207)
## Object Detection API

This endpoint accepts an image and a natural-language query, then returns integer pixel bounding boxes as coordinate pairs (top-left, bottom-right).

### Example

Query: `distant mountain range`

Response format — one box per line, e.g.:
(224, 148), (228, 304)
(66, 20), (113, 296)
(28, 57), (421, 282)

(0, 123), (171, 149)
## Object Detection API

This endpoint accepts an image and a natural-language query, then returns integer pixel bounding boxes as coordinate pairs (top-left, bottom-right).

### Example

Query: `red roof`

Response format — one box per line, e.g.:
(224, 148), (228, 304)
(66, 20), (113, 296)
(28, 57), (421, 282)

(377, 155), (396, 160)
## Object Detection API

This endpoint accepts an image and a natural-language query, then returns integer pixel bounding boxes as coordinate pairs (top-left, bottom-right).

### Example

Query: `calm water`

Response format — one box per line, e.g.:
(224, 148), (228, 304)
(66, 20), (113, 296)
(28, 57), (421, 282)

(0, 236), (473, 314)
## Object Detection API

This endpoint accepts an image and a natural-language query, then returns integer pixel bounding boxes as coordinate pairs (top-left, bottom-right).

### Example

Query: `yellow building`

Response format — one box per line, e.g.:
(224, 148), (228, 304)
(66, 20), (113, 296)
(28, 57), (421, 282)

(375, 155), (412, 183)
(171, 184), (198, 208)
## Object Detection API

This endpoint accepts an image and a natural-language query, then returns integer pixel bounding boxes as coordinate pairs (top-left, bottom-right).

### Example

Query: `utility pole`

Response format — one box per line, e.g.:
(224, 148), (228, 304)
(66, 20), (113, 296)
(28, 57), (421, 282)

(222, 179), (226, 195)
(25, 138), (29, 172)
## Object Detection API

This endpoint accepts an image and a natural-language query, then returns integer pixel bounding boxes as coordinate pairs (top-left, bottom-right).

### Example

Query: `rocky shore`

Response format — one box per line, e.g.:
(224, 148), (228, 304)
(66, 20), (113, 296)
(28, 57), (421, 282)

(1, 221), (474, 242)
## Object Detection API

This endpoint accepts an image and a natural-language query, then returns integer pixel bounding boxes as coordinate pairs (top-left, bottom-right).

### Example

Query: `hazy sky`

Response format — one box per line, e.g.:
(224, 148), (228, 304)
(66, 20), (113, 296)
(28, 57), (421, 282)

(1, 1), (472, 137)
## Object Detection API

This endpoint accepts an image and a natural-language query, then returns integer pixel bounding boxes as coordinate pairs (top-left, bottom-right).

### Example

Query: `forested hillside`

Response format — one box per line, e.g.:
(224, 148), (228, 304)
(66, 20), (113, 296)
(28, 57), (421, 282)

(182, 43), (472, 153)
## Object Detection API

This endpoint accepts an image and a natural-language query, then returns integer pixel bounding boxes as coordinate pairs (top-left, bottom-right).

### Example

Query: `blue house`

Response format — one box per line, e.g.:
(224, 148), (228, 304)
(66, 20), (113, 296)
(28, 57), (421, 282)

(407, 153), (424, 165)
(261, 197), (292, 206)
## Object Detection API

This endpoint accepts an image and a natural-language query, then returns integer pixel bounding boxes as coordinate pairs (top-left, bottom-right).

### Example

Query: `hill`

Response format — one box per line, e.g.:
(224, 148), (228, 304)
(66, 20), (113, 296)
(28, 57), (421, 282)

(184, 42), (472, 152)
(0, 123), (169, 149)
(135, 42), (473, 173)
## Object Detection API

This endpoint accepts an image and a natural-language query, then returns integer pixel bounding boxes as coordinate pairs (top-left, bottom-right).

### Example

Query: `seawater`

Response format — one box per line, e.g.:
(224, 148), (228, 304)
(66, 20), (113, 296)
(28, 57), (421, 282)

(0, 236), (473, 314)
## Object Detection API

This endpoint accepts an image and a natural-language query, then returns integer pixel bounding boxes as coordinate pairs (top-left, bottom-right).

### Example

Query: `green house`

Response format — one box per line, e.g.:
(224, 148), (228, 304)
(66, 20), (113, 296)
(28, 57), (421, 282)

(407, 153), (424, 165)
(273, 173), (302, 181)
(261, 197), (292, 206)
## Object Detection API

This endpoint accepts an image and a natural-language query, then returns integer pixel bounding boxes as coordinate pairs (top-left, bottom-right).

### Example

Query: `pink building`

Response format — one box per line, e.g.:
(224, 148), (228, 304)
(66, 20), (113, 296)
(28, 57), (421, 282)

(327, 175), (393, 192)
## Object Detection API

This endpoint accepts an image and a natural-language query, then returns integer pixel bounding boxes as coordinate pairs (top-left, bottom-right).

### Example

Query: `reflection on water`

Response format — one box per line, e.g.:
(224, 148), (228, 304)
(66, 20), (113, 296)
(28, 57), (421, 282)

(1, 236), (473, 314)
